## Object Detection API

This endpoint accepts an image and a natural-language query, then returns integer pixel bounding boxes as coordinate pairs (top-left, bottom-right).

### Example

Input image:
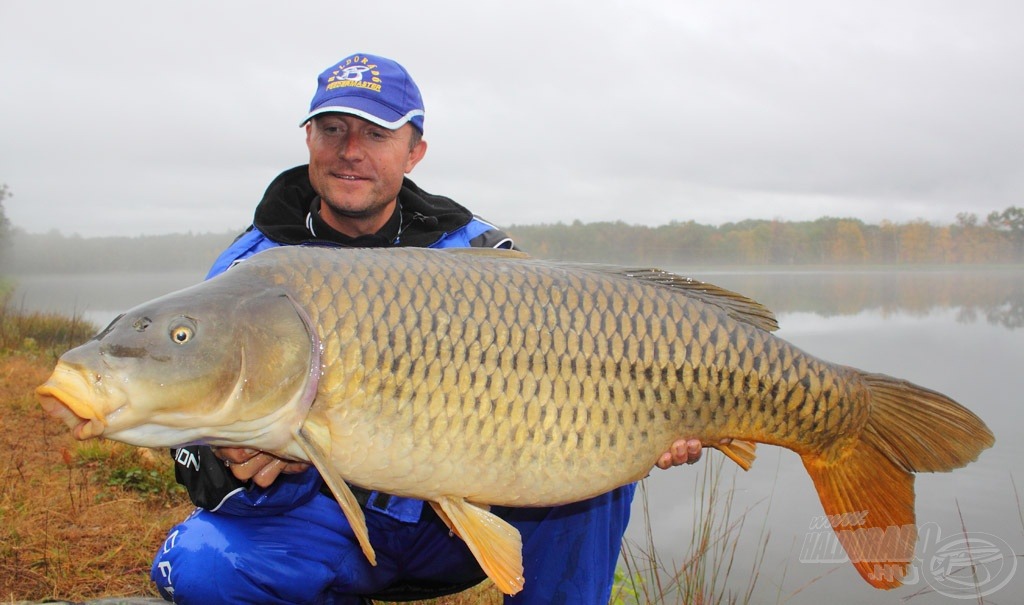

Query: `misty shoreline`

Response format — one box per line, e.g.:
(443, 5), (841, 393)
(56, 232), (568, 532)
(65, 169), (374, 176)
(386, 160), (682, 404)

(4, 215), (1023, 275)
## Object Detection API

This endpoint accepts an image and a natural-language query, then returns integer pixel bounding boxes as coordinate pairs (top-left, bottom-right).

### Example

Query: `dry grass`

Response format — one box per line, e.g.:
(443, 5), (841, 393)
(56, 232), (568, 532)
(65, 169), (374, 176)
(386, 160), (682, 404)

(0, 299), (197, 601)
(376, 583), (502, 605)
(0, 352), (194, 601)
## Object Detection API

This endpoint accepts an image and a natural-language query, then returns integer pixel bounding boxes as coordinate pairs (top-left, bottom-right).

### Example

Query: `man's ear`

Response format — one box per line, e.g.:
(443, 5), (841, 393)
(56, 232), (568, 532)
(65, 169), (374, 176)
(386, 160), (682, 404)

(406, 137), (428, 173)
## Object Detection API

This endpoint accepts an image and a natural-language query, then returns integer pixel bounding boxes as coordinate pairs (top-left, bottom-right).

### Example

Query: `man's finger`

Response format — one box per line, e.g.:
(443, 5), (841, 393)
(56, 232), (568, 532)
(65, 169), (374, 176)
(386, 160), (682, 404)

(684, 438), (702, 464)
(226, 452), (275, 481)
(251, 458), (288, 488)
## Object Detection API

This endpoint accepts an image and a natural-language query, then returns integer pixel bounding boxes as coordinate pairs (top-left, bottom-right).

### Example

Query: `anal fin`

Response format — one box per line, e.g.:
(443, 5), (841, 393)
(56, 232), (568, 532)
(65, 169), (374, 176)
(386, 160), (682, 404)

(713, 439), (757, 471)
(435, 496), (524, 595)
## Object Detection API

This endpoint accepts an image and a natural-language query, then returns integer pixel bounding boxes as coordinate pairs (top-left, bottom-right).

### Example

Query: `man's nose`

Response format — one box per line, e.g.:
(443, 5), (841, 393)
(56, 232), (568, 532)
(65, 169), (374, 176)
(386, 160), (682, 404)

(337, 134), (363, 160)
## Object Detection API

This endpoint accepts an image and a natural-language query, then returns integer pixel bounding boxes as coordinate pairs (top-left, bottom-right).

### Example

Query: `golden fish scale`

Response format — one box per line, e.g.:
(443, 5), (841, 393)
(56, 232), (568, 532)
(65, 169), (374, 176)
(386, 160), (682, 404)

(254, 247), (868, 504)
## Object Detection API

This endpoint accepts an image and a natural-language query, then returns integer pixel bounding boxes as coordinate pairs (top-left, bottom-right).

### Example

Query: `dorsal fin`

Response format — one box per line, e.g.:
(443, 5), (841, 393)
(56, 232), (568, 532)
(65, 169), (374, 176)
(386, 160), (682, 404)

(629, 268), (779, 332)
(436, 249), (779, 332)
(597, 266), (779, 332)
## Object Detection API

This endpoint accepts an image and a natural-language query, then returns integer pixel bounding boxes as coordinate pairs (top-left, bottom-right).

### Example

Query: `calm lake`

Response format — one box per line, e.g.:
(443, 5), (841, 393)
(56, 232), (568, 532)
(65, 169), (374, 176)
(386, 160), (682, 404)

(9, 266), (1024, 604)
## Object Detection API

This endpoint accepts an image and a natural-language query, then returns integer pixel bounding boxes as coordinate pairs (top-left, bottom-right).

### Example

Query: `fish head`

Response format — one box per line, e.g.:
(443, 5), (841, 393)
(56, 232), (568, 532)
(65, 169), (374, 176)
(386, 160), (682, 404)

(35, 279), (320, 450)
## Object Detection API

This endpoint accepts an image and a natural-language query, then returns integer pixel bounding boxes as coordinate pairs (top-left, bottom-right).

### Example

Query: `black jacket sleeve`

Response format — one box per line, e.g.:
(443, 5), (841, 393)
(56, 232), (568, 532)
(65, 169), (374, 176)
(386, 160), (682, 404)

(172, 445), (248, 510)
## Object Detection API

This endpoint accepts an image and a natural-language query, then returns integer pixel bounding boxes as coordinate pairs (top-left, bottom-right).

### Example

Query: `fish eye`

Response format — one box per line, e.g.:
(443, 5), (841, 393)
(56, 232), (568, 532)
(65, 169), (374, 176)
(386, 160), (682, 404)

(170, 324), (195, 345)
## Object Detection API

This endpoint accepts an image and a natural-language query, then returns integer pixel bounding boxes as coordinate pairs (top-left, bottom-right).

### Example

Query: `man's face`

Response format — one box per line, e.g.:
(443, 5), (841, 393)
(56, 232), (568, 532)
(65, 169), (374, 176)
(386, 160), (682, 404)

(306, 114), (427, 237)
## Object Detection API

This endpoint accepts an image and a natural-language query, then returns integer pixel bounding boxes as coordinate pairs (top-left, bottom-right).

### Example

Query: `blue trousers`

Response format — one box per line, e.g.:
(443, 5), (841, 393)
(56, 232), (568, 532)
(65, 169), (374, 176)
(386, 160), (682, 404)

(151, 484), (636, 604)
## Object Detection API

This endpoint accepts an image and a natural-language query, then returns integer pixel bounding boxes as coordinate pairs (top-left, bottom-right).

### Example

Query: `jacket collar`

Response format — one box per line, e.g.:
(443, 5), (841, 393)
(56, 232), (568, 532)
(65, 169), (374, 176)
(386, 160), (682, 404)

(252, 165), (474, 247)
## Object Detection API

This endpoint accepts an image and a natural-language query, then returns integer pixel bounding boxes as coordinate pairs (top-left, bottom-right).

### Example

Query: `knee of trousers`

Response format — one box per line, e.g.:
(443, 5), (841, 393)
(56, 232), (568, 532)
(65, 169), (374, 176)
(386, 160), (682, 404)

(150, 514), (334, 604)
(151, 521), (225, 603)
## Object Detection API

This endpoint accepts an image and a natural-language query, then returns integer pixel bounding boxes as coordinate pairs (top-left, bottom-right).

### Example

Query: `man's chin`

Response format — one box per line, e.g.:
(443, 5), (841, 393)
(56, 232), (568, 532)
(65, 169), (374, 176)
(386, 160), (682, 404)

(316, 194), (397, 234)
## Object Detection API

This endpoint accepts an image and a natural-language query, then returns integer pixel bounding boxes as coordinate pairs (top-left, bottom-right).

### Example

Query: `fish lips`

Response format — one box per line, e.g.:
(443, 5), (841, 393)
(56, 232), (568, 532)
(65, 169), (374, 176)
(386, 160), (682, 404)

(36, 364), (117, 440)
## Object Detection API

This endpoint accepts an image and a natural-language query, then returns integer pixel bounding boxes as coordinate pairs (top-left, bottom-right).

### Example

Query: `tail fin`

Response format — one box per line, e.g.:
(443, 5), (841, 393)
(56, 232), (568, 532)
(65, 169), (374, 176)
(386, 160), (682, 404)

(801, 372), (994, 589)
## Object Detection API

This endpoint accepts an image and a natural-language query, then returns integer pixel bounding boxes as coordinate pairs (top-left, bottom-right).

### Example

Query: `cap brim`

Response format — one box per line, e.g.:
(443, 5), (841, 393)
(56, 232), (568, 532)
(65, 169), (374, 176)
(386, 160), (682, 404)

(300, 96), (423, 131)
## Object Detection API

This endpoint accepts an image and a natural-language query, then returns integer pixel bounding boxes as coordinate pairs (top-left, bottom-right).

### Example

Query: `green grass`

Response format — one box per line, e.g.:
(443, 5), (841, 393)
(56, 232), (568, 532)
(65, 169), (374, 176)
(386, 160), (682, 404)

(72, 441), (184, 500)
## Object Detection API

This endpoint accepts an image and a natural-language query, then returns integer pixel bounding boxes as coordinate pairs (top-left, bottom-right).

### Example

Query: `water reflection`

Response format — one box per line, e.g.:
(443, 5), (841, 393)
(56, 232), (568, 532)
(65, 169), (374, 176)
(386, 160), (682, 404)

(685, 268), (1024, 330)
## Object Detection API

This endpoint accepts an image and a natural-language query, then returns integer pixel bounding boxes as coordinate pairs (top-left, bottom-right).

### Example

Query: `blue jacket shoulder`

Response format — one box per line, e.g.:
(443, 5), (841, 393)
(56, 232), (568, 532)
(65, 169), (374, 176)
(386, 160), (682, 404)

(208, 217), (513, 279)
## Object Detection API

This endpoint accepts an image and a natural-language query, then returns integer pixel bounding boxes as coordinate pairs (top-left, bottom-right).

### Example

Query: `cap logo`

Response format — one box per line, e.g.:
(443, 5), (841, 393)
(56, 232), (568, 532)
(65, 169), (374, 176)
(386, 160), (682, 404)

(303, 53), (424, 131)
(326, 56), (382, 93)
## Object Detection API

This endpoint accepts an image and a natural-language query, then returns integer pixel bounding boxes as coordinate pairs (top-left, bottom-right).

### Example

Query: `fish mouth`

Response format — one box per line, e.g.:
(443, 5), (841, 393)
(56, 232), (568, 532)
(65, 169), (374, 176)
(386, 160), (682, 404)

(35, 365), (109, 440)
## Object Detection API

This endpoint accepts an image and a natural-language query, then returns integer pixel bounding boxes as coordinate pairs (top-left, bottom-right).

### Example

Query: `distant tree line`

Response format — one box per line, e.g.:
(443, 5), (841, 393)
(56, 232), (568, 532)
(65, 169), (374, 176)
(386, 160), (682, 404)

(2, 207), (1023, 275)
(509, 208), (1024, 266)
(3, 229), (240, 274)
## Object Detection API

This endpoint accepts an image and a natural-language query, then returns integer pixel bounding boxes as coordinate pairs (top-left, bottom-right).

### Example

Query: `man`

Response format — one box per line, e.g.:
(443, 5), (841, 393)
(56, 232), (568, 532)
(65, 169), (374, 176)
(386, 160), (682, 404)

(151, 52), (703, 604)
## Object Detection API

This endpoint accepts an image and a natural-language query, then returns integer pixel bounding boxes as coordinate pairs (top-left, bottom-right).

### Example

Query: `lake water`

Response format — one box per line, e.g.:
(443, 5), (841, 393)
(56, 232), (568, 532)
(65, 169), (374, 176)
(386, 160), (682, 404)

(9, 267), (1023, 604)
(6, 270), (207, 329)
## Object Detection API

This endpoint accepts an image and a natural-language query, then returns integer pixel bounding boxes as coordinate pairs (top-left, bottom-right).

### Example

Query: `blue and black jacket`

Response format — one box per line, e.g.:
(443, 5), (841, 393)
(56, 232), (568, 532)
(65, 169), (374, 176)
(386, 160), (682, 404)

(174, 165), (515, 520)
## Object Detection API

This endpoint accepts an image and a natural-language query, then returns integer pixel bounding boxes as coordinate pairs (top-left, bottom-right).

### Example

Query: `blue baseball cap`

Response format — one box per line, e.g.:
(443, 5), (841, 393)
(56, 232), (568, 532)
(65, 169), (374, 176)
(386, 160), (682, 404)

(301, 53), (425, 133)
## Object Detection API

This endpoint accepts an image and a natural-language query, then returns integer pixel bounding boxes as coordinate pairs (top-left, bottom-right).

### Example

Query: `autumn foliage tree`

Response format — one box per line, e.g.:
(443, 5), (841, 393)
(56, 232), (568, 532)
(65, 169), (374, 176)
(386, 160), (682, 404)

(509, 208), (1024, 266)
(987, 206), (1024, 255)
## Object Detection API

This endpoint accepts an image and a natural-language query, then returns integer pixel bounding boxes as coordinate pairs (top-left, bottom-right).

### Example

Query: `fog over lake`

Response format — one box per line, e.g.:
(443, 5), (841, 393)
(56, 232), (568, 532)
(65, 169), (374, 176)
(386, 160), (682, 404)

(10, 267), (1023, 603)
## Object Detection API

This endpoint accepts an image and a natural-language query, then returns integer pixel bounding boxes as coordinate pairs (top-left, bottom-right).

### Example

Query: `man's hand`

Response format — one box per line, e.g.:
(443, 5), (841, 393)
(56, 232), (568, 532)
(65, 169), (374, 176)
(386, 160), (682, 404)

(214, 447), (310, 488)
(654, 438), (734, 470)
(655, 438), (702, 470)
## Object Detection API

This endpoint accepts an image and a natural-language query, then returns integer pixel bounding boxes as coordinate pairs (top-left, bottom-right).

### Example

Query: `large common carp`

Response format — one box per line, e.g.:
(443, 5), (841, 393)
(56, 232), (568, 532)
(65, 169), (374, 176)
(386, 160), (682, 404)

(36, 246), (993, 595)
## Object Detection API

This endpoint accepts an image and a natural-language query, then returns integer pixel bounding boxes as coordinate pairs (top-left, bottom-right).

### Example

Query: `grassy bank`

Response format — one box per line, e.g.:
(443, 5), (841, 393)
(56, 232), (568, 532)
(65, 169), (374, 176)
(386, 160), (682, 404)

(0, 300), (191, 601)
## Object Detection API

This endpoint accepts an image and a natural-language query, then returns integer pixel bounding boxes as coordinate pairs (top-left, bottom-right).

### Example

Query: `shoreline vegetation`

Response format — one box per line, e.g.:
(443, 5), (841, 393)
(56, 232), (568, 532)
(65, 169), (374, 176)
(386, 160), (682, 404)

(2, 211), (1023, 275)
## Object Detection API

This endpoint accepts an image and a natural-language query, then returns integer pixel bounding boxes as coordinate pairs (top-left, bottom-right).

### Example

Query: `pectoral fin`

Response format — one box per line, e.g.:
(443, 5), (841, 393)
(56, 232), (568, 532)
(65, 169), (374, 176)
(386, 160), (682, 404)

(434, 496), (524, 595)
(295, 425), (376, 566)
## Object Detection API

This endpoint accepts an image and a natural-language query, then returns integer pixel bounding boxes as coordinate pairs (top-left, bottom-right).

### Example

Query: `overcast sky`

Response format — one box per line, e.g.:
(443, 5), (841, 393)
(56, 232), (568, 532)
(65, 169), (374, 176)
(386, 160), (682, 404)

(3, 0), (1023, 237)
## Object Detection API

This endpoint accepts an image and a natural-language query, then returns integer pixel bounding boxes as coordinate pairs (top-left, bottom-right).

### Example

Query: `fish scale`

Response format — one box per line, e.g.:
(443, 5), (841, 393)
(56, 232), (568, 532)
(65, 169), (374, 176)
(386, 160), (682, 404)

(36, 245), (993, 595)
